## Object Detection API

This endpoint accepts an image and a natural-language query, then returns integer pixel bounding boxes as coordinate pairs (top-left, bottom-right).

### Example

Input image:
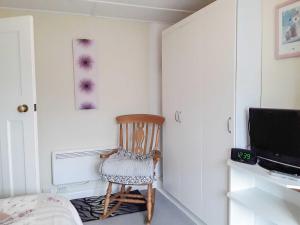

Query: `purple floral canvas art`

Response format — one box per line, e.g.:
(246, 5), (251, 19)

(73, 38), (98, 110)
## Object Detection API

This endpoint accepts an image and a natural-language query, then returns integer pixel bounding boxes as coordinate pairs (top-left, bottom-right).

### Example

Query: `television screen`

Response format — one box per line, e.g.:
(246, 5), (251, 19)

(249, 108), (300, 167)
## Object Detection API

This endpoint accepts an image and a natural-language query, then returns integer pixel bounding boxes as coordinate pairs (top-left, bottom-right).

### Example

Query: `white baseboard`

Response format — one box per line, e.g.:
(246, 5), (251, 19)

(156, 186), (206, 225)
(52, 178), (161, 200)
(47, 180), (106, 199)
(61, 189), (101, 200)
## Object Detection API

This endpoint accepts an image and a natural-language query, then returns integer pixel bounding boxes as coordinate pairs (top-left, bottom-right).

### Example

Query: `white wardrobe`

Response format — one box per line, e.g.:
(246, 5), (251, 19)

(162, 0), (262, 224)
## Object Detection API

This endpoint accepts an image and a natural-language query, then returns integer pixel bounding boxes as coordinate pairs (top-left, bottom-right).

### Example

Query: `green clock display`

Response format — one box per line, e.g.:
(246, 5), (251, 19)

(231, 148), (257, 165)
(238, 152), (251, 161)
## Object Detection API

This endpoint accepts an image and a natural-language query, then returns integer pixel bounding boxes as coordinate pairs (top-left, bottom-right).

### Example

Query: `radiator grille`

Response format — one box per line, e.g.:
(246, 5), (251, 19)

(52, 147), (115, 185)
(55, 150), (103, 159)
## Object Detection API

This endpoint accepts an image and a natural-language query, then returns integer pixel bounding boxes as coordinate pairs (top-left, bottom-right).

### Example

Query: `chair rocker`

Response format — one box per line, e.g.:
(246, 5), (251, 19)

(99, 114), (165, 224)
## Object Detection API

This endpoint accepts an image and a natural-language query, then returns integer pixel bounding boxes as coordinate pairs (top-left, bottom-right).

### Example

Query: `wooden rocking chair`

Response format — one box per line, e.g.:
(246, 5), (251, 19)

(99, 114), (165, 224)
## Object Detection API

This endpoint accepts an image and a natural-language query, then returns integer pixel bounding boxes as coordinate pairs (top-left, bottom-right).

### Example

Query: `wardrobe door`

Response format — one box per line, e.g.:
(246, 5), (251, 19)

(171, 19), (205, 217)
(200, 0), (236, 224)
(162, 17), (205, 218)
(162, 25), (186, 202)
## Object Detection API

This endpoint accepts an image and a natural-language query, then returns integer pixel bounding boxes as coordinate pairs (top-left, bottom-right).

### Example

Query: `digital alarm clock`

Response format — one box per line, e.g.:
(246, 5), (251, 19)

(231, 148), (257, 165)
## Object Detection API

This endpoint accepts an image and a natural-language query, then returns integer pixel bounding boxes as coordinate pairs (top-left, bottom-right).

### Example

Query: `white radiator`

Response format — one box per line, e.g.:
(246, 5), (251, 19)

(52, 147), (115, 185)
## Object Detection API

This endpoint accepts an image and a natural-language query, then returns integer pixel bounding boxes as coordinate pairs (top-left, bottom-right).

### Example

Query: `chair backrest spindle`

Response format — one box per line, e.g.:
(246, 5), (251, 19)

(119, 124), (123, 148)
(126, 123), (129, 150)
(116, 114), (165, 155)
(143, 123), (149, 154)
(132, 123), (135, 152)
(149, 123), (155, 152)
(154, 125), (161, 151)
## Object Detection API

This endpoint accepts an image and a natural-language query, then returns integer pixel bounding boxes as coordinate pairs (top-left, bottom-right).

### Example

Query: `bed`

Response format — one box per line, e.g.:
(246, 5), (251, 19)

(0, 194), (83, 225)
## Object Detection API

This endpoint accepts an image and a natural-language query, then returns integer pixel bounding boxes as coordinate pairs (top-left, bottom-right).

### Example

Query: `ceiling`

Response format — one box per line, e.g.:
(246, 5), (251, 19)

(0, 0), (215, 23)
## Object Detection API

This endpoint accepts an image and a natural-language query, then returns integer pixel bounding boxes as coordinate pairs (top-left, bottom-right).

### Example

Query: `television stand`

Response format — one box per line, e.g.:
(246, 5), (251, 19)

(228, 160), (300, 225)
(258, 158), (300, 177)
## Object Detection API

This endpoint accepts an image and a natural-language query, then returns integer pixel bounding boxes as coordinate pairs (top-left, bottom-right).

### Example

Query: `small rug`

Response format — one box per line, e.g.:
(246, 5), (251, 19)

(71, 190), (147, 222)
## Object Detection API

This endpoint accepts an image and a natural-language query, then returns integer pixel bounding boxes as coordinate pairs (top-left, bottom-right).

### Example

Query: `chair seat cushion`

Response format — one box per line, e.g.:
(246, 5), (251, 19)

(99, 149), (154, 185)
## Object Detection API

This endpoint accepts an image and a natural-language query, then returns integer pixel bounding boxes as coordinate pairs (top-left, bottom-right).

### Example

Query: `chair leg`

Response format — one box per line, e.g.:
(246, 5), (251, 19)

(101, 182), (112, 219)
(146, 183), (153, 224)
(101, 184), (130, 220)
(121, 184), (125, 193)
(151, 188), (156, 218)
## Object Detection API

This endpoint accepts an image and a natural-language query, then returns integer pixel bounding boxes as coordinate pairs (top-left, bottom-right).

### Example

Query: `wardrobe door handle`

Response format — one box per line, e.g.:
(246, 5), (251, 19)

(227, 117), (232, 134)
(175, 111), (182, 123)
(177, 111), (182, 123)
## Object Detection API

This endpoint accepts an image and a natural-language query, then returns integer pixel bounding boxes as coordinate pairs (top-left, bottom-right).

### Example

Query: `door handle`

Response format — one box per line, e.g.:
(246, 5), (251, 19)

(17, 104), (29, 113)
(175, 111), (182, 123)
(177, 111), (182, 123)
(227, 117), (232, 134)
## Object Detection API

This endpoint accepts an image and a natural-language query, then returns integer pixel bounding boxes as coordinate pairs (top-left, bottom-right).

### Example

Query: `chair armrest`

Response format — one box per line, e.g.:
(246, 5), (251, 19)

(153, 150), (161, 165)
(100, 149), (118, 159)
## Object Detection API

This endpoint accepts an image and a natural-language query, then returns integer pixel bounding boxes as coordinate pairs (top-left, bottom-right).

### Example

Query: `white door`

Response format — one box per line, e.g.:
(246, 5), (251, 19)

(162, 16), (205, 219)
(162, 25), (188, 203)
(200, 0), (236, 224)
(0, 16), (40, 197)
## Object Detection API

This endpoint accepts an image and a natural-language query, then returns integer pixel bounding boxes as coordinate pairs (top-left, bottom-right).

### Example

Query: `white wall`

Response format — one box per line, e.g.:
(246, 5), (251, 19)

(148, 22), (170, 180)
(148, 22), (170, 115)
(0, 9), (166, 192)
(261, 0), (300, 109)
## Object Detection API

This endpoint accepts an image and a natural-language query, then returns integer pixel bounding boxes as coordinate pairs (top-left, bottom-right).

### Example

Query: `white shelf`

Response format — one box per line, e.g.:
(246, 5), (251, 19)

(228, 187), (300, 225)
(228, 160), (300, 189)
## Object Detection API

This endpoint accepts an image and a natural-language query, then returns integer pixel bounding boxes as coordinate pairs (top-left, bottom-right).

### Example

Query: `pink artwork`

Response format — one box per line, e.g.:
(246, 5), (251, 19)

(73, 39), (97, 110)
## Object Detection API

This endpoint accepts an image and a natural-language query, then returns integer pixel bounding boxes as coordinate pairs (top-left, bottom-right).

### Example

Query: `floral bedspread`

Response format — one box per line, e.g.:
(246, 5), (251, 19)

(0, 194), (82, 225)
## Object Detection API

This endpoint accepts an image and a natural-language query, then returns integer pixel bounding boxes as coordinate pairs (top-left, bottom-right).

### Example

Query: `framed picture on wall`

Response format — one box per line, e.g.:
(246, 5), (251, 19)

(73, 38), (98, 110)
(276, 0), (300, 59)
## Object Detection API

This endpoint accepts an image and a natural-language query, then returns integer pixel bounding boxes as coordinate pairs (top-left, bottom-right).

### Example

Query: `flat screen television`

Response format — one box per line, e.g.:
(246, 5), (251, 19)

(249, 108), (300, 176)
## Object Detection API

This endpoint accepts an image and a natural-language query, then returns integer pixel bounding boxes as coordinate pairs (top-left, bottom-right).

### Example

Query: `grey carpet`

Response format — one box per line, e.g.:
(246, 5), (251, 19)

(84, 191), (196, 225)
